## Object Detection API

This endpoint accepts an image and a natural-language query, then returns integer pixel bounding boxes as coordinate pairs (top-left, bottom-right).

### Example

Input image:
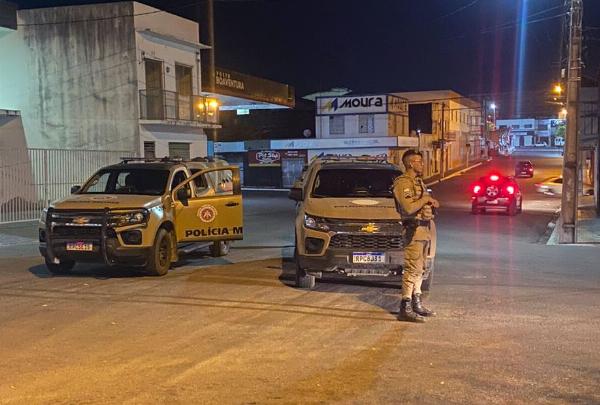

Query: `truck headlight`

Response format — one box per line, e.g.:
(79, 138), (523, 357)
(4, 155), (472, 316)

(304, 214), (329, 231)
(109, 210), (149, 227)
(40, 208), (48, 224)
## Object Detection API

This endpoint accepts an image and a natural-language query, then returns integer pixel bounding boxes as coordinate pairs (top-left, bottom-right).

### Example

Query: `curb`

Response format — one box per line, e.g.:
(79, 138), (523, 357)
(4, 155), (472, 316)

(425, 159), (489, 187)
(545, 210), (561, 245)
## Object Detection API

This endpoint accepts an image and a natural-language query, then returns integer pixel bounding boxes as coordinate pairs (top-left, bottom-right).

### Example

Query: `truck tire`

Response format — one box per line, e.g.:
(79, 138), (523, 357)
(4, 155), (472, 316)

(421, 259), (434, 292)
(146, 229), (172, 276)
(210, 240), (231, 257)
(45, 258), (75, 275)
(294, 241), (315, 289)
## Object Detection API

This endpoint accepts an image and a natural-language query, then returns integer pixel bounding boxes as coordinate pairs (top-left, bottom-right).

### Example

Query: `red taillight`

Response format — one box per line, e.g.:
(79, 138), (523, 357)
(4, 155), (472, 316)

(490, 174), (499, 181)
(473, 185), (482, 194)
(506, 185), (515, 195)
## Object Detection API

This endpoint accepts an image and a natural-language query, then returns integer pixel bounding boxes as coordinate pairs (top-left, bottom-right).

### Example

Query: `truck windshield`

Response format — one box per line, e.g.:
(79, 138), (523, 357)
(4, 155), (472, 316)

(80, 169), (170, 196)
(312, 169), (401, 198)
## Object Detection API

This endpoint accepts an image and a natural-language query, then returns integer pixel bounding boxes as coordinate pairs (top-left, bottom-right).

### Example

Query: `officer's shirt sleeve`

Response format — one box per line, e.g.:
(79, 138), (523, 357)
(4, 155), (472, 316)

(393, 177), (428, 216)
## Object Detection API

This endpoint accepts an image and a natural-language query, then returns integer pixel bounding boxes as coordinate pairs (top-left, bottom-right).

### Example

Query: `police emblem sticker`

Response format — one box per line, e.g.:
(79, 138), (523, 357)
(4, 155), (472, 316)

(403, 188), (412, 198)
(351, 199), (379, 206)
(198, 205), (218, 223)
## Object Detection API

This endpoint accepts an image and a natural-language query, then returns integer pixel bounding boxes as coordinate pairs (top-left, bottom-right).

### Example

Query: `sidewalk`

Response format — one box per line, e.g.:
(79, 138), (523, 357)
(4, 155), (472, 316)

(547, 195), (600, 245)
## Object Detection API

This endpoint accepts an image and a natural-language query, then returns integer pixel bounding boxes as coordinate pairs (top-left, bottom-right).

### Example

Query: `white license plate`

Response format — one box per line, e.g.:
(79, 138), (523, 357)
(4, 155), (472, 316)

(352, 252), (385, 264)
(66, 242), (93, 252)
(487, 199), (498, 205)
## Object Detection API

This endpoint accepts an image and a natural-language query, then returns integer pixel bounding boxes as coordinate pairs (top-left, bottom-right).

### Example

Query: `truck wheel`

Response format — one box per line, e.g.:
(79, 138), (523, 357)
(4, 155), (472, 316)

(421, 259), (434, 292)
(210, 241), (231, 257)
(294, 243), (315, 289)
(146, 229), (172, 276)
(471, 205), (479, 215)
(295, 263), (315, 289)
(45, 258), (75, 274)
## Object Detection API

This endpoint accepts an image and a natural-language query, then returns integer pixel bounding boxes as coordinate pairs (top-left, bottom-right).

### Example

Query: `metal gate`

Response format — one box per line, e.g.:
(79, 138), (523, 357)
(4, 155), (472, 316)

(281, 158), (306, 188)
(0, 148), (133, 223)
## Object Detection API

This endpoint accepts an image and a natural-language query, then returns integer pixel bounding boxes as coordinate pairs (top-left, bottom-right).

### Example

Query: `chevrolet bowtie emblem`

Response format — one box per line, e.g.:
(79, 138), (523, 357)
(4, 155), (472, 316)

(72, 216), (90, 225)
(361, 223), (379, 233)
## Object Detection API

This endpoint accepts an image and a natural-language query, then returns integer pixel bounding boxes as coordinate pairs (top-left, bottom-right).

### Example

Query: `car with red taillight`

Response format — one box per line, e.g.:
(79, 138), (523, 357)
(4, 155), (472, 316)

(515, 160), (534, 177)
(471, 173), (523, 215)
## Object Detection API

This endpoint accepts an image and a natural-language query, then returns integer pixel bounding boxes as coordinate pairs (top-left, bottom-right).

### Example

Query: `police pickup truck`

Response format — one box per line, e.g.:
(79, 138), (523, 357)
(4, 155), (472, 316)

(289, 155), (436, 290)
(39, 157), (243, 276)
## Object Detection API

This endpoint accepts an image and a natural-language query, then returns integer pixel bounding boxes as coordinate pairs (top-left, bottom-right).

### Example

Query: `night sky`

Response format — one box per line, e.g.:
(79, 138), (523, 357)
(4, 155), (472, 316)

(12, 0), (600, 117)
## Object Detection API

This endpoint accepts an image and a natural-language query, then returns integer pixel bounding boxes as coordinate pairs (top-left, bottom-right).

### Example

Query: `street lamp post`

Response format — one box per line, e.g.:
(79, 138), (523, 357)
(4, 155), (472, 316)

(490, 103), (497, 129)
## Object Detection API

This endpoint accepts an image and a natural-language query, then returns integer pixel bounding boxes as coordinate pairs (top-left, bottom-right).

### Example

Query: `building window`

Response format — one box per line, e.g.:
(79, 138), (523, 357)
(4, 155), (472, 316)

(329, 116), (345, 135)
(144, 59), (164, 120)
(168, 142), (190, 160)
(175, 64), (193, 120)
(537, 124), (548, 130)
(144, 141), (156, 159)
(511, 124), (520, 129)
(524, 124), (533, 129)
(359, 114), (375, 133)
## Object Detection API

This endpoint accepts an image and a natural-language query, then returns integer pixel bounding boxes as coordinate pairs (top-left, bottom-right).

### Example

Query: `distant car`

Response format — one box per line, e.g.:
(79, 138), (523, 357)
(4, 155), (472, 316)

(535, 176), (594, 196)
(515, 160), (534, 178)
(471, 173), (523, 215)
(534, 142), (548, 147)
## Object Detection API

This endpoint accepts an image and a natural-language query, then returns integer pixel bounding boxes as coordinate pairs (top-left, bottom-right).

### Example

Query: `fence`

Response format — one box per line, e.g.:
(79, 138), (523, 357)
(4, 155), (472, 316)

(0, 148), (133, 223)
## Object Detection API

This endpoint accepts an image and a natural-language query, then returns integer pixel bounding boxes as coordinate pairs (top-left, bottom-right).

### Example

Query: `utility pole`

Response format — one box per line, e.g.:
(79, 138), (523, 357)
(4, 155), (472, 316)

(440, 102), (446, 180)
(482, 97), (488, 159)
(559, 0), (583, 243)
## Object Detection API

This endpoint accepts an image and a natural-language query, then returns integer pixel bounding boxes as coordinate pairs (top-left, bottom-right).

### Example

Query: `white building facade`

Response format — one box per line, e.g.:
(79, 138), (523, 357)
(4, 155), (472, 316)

(314, 94), (412, 166)
(496, 118), (564, 147)
(0, 2), (219, 158)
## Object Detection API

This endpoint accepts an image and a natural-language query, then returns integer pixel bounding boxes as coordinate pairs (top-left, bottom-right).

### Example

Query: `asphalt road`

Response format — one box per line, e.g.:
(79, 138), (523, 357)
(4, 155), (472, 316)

(1, 154), (599, 404)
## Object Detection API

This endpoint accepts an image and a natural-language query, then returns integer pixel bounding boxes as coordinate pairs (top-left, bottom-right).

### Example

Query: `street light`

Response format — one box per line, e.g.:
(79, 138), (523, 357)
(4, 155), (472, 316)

(553, 84), (563, 95)
(490, 103), (497, 129)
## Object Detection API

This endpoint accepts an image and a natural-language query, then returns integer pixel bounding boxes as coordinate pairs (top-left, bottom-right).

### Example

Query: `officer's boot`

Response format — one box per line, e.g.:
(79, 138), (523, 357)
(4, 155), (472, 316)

(398, 298), (425, 323)
(412, 293), (436, 317)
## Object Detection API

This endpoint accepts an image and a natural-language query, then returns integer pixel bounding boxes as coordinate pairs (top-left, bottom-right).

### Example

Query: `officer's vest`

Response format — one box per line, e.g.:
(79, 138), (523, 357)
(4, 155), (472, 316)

(394, 175), (427, 220)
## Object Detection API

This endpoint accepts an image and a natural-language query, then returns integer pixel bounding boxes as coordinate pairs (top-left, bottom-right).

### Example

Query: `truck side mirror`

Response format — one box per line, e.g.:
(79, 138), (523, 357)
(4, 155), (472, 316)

(176, 188), (190, 206)
(288, 187), (303, 202)
(71, 185), (81, 194)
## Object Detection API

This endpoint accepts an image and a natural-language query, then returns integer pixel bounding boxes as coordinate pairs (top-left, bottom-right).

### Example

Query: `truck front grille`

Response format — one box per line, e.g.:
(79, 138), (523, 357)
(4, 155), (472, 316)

(52, 226), (102, 239)
(329, 234), (403, 249)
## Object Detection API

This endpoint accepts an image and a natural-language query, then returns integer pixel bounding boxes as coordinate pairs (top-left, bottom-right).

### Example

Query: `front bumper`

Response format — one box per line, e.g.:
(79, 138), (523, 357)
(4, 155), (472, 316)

(297, 221), (405, 277)
(298, 247), (404, 277)
(40, 208), (151, 267)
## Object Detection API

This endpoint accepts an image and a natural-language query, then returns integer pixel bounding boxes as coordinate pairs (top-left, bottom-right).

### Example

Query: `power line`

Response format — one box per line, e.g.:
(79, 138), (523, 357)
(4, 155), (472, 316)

(433, 0), (480, 22)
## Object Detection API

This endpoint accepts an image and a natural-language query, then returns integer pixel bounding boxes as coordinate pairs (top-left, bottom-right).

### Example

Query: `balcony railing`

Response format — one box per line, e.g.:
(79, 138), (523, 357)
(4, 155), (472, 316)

(139, 90), (219, 125)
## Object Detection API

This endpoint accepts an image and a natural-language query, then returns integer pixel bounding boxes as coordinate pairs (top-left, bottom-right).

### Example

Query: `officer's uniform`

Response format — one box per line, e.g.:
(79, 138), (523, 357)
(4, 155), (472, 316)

(392, 173), (434, 300)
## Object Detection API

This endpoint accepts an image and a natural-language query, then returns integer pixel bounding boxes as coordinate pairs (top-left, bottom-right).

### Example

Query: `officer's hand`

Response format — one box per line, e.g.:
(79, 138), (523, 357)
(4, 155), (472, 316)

(428, 197), (440, 208)
(421, 204), (434, 219)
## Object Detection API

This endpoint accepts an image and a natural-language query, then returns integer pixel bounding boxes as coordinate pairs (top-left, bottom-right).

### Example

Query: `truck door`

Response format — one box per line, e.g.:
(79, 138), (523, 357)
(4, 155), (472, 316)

(171, 167), (243, 242)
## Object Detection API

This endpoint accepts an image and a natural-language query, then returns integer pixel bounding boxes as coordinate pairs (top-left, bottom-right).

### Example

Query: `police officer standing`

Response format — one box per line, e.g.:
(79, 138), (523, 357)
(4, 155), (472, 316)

(392, 150), (439, 322)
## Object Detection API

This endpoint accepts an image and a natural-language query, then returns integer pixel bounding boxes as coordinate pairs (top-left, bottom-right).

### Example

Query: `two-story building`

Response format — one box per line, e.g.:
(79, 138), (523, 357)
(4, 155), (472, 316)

(0, 1), (220, 159)
(394, 90), (483, 178)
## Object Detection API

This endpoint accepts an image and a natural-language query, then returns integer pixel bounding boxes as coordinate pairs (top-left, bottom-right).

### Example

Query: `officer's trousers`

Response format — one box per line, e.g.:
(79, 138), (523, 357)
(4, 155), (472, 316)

(401, 239), (428, 299)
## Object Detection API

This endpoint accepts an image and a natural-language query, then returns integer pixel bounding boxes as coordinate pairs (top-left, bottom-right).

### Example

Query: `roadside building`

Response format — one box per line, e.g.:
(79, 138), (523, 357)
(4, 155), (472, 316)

(580, 86), (599, 209)
(214, 93), (418, 188)
(394, 90), (483, 179)
(0, 1), (220, 158)
(496, 117), (565, 147)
